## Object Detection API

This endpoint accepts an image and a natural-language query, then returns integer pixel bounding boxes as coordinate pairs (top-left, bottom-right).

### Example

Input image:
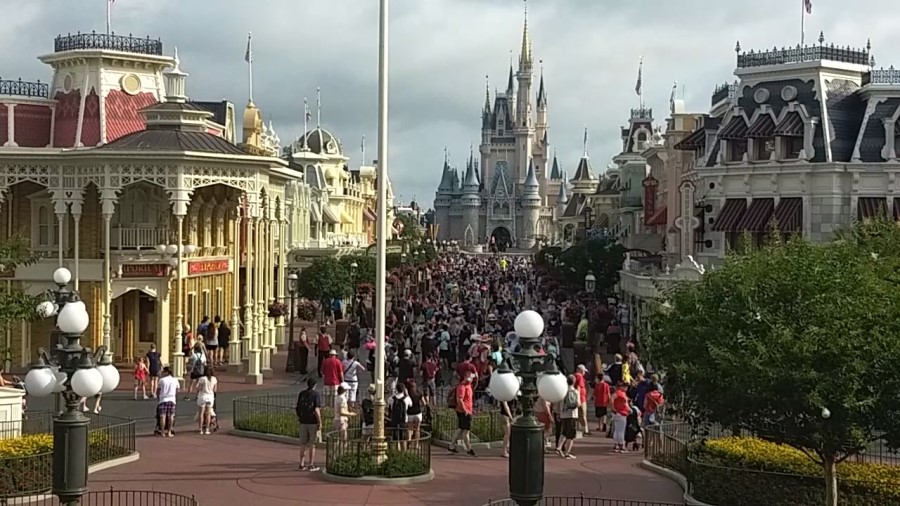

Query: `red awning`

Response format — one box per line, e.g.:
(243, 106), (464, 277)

(711, 199), (747, 232)
(771, 198), (802, 232)
(736, 198), (774, 233)
(646, 206), (667, 226)
(363, 208), (376, 222)
(858, 197), (887, 221)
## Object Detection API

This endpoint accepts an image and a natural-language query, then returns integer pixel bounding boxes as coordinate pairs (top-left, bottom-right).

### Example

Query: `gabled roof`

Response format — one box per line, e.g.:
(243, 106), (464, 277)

(550, 155), (562, 179)
(571, 156), (594, 182)
(490, 161), (512, 197)
(562, 193), (586, 217)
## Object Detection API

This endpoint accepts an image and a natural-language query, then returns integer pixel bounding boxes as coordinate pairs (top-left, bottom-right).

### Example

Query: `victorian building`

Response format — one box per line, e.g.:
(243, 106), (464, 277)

(433, 9), (563, 250)
(0, 32), (305, 384)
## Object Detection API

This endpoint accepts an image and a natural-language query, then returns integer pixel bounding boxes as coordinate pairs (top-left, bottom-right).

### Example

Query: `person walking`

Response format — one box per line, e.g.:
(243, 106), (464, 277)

(298, 329), (310, 375)
(196, 366), (217, 434)
(321, 349), (343, 404)
(155, 367), (179, 438)
(611, 381), (631, 453)
(296, 378), (322, 471)
(555, 375), (579, 459)
(146, 344), (161, 398)
(316, 326), (333, 377)
(448, 373), (476, 457)
(342, 351), (366, 407)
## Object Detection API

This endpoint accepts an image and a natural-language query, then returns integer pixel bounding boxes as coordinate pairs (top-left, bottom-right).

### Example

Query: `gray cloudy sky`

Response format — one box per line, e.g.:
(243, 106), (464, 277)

(4, 0), (897, 207)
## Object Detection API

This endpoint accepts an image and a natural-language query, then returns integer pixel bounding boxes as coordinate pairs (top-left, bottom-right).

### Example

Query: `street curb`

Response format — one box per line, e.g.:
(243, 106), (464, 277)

(320, 469), (435, 485)
(430, 438), (499, 451)
(640, 459), (716, 506)
(230, 429), (331, 449)
(89, 452), (141, 473)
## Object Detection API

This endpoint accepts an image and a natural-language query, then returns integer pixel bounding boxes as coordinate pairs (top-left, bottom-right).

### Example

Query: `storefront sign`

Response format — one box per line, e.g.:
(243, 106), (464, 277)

(188, 259), (229, 275)
(121, 264), (169, 278)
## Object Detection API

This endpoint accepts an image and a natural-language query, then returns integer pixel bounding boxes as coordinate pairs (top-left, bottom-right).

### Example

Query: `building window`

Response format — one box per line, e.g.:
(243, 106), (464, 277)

(31, 197), (62, 250)
(186, 293), (197, 331)
(725, 232), (742, 251)
(782, 136), (803, 159)
(216, 288), (225, 319)
(202, 290), (210, 321)
(754, 138), (775, 161)
(729, 140), (748, 162)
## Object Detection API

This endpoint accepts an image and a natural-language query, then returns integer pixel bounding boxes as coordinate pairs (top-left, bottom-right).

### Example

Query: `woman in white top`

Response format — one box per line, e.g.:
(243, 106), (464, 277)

(195, 366), (218, 434)
(341, 351), (367, 407)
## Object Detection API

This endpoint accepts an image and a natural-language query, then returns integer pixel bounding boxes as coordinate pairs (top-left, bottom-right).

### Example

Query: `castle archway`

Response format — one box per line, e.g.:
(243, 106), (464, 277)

(490, 226), (512, 252)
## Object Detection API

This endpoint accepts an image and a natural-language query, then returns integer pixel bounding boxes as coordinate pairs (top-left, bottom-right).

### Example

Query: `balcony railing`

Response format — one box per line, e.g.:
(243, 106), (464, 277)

(54, 31), (163, 56)
(736, 42), (870, 69)
(0, 78), (49, 99)
(113, 227), (170, 250)
(863, 66), (900, 86)
(711, 82), (736, 106)
(631, 107), (653, 120)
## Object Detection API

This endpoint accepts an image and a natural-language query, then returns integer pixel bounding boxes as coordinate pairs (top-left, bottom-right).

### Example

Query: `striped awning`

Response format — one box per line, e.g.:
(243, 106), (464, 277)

(736, 198), (774, 233)
(596, 213), (610, 228)
(322, 205), (341, 224)
(711, 199), (747, 232)
(363, 208), (376, 222)
(858, 197), (888, 220)
(747, 115), (776, 138)
(310, 203), (322, 223)
(771, 198), (802, 232)
(718, 116), (749, 140)
(646, 206), (667, 226)
(674, 128), (706, 151)
(774, 113), (804, 137)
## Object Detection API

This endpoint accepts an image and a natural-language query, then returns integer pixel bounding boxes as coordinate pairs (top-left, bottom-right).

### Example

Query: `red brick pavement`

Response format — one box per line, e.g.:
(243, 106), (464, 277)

(89, 421), (683, 506)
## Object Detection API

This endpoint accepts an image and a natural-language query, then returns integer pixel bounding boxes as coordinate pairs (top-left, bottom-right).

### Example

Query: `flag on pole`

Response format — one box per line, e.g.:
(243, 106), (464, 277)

(804, 0), (812, 14)
(634, 58), (643, 96)
(304, 99), (311, 123)
(583, 126), (589, 155)
(244, 33), (253, 63)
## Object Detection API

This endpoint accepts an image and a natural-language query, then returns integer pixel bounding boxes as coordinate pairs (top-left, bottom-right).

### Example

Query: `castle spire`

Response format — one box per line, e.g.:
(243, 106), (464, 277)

(537, 61), (546, 108)
(519, 0), (532, 68)
(523, 157), (540, 191)
(484, 75), (491, 112)
(507, 56), (515, 93)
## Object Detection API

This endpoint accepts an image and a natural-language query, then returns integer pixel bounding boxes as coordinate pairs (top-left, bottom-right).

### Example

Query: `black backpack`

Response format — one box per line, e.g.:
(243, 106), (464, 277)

(389, 395), (407, 426)
(295, 390), (316, 419)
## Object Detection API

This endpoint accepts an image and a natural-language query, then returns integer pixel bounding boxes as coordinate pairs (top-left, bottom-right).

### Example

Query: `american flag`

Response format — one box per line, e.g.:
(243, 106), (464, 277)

(244, 32), (252, 64)
(804, 0), (812, 14)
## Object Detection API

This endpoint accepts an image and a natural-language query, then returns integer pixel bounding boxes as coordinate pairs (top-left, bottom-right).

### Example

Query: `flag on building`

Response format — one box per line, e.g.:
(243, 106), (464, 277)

(244, 33), (253, 64)
(304, 100), (311, 123)
(635, 59), (643, 96)
(804, 0), (812, 14)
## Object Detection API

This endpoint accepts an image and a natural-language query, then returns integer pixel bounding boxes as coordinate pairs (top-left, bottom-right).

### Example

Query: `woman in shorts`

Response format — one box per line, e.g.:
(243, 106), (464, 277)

(195, 366), (217, 434)
(535, 396), (553, 449)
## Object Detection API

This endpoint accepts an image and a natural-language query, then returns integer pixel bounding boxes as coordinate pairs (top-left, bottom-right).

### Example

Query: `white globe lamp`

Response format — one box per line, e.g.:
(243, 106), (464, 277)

(36, 301), (56, 318)
(165, 244), (178, 255)
(537, 372), (568, 403)
(97, 364), (121, 394)
(52, 267), (72, 286)
(155, 244), (167, 255)
(57, 301), (89, 334)
(52, 371), (68, 393)
(70, 368), (104, 398)
(514, 310), (544, 339)
(489, 368), (519, 402)
(24, 367), (56, 397)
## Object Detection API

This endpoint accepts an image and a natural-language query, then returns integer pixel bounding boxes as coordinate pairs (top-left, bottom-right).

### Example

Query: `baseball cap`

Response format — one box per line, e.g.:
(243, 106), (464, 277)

(328, 349), (337, 355)
(577, 364), (587, 372)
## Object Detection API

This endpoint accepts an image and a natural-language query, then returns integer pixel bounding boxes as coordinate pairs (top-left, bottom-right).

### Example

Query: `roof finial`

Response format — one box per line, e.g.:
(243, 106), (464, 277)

(818, 31), (825, 45)
(735, 40), (741, 53)
(443, 146), (448, 164)
(520, 0), (532, 66)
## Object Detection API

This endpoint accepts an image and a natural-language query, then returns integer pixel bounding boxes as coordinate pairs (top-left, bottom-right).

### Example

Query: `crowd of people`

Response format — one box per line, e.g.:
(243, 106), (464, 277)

(292, 249), (665, 470)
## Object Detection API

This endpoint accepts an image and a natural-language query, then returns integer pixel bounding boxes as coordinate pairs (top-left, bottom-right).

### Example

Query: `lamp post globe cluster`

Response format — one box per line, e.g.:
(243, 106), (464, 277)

(488, 310), (568, 506)
(155, 242), (197, 265)
(23, 267), (121, 505)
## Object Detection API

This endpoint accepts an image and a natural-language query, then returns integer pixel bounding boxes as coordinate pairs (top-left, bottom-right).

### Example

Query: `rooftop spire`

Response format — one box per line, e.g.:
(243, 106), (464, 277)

(484, 75), (491, 112)
(582, 126), (589, 157)
(519, 0), (532, 67)
(550, 150), (561, 179)
(523, 158), (540, 192)
(537, 60), (546, 107)
(507, 54), (515, 92)
(164, 46), (188, 103)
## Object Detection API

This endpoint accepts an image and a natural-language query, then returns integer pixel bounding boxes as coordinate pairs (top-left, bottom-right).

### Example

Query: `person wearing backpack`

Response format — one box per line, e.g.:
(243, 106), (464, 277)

(642, 382), (665, 427)
(388, 382), (412, 449)
(185, 343), (206, 401)
(554, 375), (580, 459)
(296, 377), (322, 471)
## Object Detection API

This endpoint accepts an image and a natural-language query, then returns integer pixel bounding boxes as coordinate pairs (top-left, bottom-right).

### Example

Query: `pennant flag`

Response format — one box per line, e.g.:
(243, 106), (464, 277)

(634, 58), (643, 96)
(244, 33), (253, 64)
(804, 0), (812, 14)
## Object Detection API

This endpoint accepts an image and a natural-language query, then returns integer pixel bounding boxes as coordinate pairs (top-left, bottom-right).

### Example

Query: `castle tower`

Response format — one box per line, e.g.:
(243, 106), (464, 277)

(38, 31), (173, 147)
(433, 151), (454, 240)
(535, 66), (548, 158)
(513, 4), (534, 183)
(571, 130), (599, 195)
(520, 157), (541, 249)
(461, 148), (481, 245)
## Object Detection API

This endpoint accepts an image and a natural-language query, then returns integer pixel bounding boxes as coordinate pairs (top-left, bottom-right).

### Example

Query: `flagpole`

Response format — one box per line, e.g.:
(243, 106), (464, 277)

(106, 0), (111, 35)
(801, 0), (805, 45)
(639, 58), (644, 110)
(303, 98), (309, 143)
(246, 32), (254, 103)
(316, 87), (322, 128)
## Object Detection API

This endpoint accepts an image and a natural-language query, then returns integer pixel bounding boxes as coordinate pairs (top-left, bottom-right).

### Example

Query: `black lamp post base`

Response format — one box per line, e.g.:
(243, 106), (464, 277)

(509, 414), (545, 506)
(53, 400), (90, 505)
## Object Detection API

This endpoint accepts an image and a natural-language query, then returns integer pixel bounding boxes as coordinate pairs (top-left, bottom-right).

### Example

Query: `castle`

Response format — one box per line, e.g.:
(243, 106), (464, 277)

(432, 10), (564, 249)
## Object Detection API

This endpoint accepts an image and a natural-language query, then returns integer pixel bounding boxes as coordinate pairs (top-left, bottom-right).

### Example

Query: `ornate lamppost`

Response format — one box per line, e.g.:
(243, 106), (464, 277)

(285, 272), (299, 373)
(489, 310), (568, 506)
(24, 267), (121, 506)
(349, 260), (358, 318)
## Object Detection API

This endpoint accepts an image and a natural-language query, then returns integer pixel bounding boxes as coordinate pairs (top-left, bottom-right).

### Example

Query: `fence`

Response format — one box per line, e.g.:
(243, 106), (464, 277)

(0, 412), (136, 498)
(232, 393), (360, 440)
(430, 387), (505, 445)
(324, 428), (431, 479)
(483, 496), (682, 506)
(0, 488), (198, 505)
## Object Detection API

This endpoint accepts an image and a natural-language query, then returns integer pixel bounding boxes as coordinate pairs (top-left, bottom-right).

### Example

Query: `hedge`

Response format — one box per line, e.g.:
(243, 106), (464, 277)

(233, 407), (361, 438)
(328, 450), (429, 478)
(689, 437), (900, 506)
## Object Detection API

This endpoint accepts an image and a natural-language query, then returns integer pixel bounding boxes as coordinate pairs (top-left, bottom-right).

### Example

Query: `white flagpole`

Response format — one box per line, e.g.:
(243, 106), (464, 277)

(316, 87), (322, 128)
(246, 32), (254, 103)
(303, 98), (309, 141)
(801, 0), (805, 45)
(106, 0), (111, 35)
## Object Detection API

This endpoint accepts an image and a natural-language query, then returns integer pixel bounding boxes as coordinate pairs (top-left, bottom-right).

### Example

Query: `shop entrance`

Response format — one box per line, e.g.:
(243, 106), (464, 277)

(112, 290), (159, 362)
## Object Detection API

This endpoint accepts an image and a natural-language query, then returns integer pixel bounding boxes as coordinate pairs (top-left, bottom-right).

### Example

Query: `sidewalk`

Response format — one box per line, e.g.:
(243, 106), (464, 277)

(88, 420), (683, 506)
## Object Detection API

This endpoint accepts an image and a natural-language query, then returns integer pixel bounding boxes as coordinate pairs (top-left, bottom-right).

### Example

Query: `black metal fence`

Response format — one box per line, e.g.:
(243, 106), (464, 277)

(0, 412), (136, 498)
(0, 78), (49, 99)
(430, 387), (505, 444)
(0, 488), (198, 505)
(233, 392), (360, 440)
(483, 496), (682, 506)
(54, 31), (163, 56)
(324, 428), (431, 479)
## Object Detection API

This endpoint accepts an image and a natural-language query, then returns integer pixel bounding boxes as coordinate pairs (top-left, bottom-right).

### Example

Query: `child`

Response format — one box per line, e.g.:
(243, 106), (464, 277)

(593, 378), (610, 434)
(134, 357), (149, 400)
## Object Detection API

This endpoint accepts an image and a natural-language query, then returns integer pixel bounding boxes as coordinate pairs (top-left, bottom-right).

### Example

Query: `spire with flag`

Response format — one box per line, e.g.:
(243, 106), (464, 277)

(635, 57), (644, 108)
(302, 97), (311, 148)
(583, 126), (589, 156)
(107, 0), (115, 35)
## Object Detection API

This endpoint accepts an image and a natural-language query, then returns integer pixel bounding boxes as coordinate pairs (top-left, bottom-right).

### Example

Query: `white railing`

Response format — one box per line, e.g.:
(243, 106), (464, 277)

(113, 227), (170, 250)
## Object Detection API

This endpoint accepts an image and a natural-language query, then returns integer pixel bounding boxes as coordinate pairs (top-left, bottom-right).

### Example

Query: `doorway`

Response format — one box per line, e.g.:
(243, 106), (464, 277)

(490, 226), (512, 252)
(112, 290), (158, 362)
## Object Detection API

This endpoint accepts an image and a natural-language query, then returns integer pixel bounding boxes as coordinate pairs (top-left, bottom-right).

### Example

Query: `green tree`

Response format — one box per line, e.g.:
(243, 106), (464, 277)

(395, 213), (423, 242)
(546, 236), (625, 295)
(339, 255), (376, 287)
(297, 257), (352, 304)
(645, 232), (900, 506)
(0, 238), (41, 324)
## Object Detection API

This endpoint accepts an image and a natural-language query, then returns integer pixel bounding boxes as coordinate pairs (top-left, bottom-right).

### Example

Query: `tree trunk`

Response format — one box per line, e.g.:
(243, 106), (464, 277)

(823, 453), (838, 506)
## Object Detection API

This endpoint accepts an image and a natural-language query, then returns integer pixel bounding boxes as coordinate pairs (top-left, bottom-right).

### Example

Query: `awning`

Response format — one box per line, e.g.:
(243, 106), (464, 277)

(674, 128), (706, 151)
(736, 198), (775, 233)
(340, 210), (355, 225)
(646, 206), (667, 226)
(322, 205), (341, 224)
(774, 113), (804, 137)
(310, 203), (322, 223)
(747, 115), (776, 138)
(858, 197), (888, 220)
(711, 199), (747, 232)
(718, 116), (749, 140)
(772, 198), (802, 232)
(363, 208), (376, 222)
(596, 214), (610, 228)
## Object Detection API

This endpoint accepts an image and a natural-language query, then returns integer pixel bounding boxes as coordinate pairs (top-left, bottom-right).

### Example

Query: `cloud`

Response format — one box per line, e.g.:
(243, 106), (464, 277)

(4, 0), (899, 208)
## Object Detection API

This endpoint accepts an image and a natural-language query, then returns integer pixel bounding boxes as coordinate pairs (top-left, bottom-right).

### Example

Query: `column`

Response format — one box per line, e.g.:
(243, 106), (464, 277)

(3, 104), (17, 147)
(53, 197), (67, 267)
(100, 190), (116, 357)
(202, 202), (214, 253)
(275, 214), (287, 350)
(71, 197), (83, 291)
(241, 214), (254, 366)
(228, 204), (243, 372)
(253, 197), (265, 382)
(245, 196), (262, 384)
(260, 201), (274, 377)
(263, 209), (277, 374)
(172, 215), (186, 383)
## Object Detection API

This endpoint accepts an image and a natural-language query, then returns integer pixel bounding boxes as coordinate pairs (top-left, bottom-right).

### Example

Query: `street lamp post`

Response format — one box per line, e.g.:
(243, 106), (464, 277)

(584, 272), (596, 295)
(349, 261), (358, 319)
(285, 272), (299, 373)
(489, 310), (569, 506)
(24, 268), (121, 506)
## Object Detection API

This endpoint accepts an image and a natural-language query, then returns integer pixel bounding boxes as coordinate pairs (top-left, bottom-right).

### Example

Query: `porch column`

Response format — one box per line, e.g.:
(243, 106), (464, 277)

(100, 189), (116, 356)
(170, 189), (191, 385)
(259, 199), (273, 377)
(228, 204), (242, 372)
(241, 211), (254, 365)
(3, 104), (16, 147)
(245, 195), (262, 384)
(275, 213), (287, 350)
(53, 197), (68, 267)
(71, 197), (83, 291)
(262, 208), (276, 376)
(158, 281), (171, 368)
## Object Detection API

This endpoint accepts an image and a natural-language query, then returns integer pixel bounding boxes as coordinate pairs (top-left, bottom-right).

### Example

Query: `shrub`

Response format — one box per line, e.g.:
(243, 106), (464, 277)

(328, 450), (429, 478)
(234, 408), (360, 438)
(690, 437), (900, 506)
(295, 300), (319, 321)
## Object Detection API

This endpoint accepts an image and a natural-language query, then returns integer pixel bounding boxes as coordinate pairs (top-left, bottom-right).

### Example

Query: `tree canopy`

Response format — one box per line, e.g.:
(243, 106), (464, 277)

(297, 257), (353, 303)
(645, 225), (900, 499)
(537, 235), (625, 295)
(395, 213), (423, 242)
(0, 237), (41, 328)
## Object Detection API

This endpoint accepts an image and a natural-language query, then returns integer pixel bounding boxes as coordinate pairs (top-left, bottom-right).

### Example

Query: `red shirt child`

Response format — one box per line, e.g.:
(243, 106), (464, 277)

(612, 386), (630, 417)
(322, 352), (343, 387)
(594, 381), (611, 408)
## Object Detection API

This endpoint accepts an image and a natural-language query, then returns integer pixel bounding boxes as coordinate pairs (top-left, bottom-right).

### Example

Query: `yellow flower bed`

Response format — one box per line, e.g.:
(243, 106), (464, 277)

(703, 437), (900, 498)
(0, 432), (109, 459)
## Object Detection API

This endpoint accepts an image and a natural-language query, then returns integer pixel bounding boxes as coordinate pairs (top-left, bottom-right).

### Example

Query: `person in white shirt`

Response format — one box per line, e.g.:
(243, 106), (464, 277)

(341, 351), (366, 407)
(155, 367), (180, 438)
(195, 367), (218, 434)
(332, 384), (355, 440)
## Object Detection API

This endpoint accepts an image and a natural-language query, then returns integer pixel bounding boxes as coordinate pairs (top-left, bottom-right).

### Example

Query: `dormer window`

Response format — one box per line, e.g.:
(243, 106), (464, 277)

(748, 114), (776, 161)
(718, 116), (749, 163)
(729, 140), (748, 162)
(774, 112), (805, 160)
(754, 138), (775, 161)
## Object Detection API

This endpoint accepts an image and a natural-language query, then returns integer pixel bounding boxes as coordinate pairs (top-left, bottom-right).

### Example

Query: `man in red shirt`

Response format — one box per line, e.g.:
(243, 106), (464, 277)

(420, 355), (440, 406)
(316, 326), (332, 378)
(455, 356), (478, 383)
(448, 373), (476, 457)
(321, 350), (344, 401)
(574, 365), (589, 435)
